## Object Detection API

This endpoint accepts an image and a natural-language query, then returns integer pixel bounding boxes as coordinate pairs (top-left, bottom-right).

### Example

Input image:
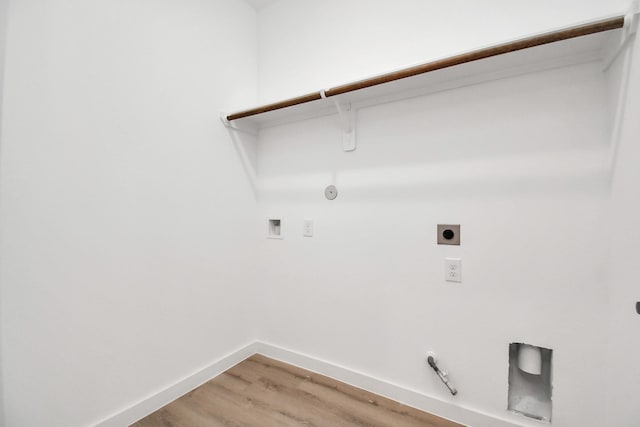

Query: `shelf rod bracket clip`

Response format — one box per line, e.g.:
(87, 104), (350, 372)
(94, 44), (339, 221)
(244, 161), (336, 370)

(325, 90), (356, 152)
(220, 113), (258, 137)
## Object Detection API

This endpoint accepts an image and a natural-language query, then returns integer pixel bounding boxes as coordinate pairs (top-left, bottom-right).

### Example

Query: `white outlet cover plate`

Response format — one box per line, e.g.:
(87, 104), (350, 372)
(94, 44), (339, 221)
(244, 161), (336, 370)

(304, 219), (314, 237)
(445, 258), (462, 283)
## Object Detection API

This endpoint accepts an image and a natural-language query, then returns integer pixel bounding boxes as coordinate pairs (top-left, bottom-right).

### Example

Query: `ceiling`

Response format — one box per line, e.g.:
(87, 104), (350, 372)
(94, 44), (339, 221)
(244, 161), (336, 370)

(244, 0), (279, 11)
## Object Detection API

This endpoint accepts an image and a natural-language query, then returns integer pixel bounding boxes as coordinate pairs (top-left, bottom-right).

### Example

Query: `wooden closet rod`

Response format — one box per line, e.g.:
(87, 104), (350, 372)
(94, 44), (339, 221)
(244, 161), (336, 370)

(226, 16), (624, 122)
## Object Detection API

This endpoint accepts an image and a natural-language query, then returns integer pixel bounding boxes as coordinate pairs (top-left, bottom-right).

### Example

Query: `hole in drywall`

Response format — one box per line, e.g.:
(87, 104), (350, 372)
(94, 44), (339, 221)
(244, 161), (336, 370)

(508, 343), (552, 423)
(267, 218), (283, 239)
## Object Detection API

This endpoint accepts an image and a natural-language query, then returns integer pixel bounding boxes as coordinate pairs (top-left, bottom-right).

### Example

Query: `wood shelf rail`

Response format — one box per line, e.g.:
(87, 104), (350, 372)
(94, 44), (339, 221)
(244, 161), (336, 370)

(226, 16), (624, 122)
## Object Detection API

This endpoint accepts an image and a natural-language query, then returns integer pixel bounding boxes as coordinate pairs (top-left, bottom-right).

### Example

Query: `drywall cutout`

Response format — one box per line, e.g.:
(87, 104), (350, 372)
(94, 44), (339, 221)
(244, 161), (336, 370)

(508, 343), (552, 422)
(267, 217), (283, 239)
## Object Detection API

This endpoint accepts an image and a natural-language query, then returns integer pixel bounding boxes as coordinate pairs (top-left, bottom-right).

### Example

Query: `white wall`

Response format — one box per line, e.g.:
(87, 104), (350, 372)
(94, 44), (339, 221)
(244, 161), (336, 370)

(605, 18), (640, 426)
(255, 1), (630, 426)
(257, 0), (628, 103)
(0, 0), (8, 423)
(0, 1), (258, 426)
(257, 63), (612, 427)
(1, 1), (636, 426)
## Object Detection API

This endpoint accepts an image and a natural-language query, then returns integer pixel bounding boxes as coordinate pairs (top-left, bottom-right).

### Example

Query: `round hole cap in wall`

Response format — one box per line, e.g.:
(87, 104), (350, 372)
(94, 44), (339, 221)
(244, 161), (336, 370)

(443, 229), (455, 240)
(325, 185), (338, 200)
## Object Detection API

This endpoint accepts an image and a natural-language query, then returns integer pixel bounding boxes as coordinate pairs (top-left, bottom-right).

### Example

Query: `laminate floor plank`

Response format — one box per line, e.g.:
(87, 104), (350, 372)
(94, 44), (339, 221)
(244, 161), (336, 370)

(243, 355), (387, 425)
(131, 354), (464, 427)
(241, 370), (367, 427)
(198, 380), (303, 427)
(212, 372), (253, 394)
(248, 354), (454, 427)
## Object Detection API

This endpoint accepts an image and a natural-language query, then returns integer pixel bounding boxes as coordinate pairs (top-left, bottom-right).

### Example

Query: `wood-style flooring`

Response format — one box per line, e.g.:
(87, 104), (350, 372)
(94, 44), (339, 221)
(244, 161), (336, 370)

(131, 354), (464, 427)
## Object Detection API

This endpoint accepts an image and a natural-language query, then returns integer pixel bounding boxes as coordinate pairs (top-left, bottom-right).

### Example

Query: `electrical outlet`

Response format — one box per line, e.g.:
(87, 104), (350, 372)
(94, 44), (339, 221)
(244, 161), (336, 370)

(445, 258), (462, 283)
(303, 219), (314, 237)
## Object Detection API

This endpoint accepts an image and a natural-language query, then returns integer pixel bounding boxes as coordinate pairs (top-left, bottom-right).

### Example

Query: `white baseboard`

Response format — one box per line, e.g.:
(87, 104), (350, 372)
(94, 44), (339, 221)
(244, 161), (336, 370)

(253, 341), (525, 427)
(92, 341), (261, 427)
(94, 340), (526, 427)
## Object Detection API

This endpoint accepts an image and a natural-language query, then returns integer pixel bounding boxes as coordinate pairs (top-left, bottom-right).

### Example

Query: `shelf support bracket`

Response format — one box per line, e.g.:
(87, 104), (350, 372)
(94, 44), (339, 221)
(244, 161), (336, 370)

(603, 0), (639, 71)
(606, 1), (639, 177)
(326, 91), (356, 152)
